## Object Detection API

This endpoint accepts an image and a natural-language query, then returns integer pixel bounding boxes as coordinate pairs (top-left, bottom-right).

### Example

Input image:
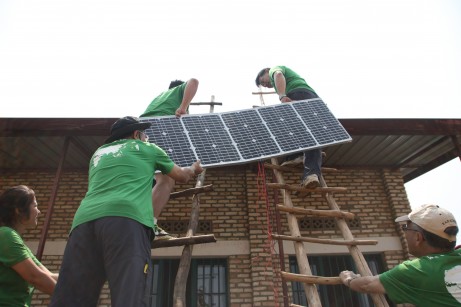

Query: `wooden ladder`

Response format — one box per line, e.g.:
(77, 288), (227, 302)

(150, 97), (221, 307)
(265, 157), (389, 307)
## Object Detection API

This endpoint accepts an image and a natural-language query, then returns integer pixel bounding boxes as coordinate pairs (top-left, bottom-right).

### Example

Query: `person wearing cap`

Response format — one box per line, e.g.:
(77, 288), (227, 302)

(50, 116), (203, 307)
(339, 204), (461, 306)
(255, 66), (323, 189)
(140, 78), (199, 239)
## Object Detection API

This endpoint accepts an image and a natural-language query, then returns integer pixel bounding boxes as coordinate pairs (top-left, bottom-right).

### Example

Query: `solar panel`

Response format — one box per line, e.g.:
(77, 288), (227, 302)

(141, 98), (351, 168)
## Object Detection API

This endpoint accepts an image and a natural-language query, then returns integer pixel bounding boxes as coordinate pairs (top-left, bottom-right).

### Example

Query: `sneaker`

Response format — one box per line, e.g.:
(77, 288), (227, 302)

(154, 225), (175, 240)
(301, 174), (320, 188)
(281, 155), (303, 167)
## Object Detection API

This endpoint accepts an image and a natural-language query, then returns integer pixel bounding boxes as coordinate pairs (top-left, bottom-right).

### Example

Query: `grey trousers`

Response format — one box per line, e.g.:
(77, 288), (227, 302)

(49, 217), (153, 307)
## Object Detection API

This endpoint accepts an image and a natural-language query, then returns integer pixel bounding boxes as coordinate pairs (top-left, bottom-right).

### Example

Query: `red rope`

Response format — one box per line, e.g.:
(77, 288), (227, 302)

(257, 161), (281, 306)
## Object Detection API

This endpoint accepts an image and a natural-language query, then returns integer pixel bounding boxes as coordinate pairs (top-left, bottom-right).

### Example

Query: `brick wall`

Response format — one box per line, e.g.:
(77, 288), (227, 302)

(1, 163), (412, 306)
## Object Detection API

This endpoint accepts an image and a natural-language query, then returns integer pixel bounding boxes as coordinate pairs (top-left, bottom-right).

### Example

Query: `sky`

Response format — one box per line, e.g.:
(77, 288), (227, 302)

(1, 0), (460, 240)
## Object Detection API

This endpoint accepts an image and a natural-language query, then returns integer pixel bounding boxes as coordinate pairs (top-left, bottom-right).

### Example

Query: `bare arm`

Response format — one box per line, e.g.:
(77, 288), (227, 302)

(273, 71), (292, 103)
(176, 78), (199, 117)
(167, 160), (203, 183)
(39, 264), (59, 281)
(12, 258), (57, 295)
(339, 270), (386, 294)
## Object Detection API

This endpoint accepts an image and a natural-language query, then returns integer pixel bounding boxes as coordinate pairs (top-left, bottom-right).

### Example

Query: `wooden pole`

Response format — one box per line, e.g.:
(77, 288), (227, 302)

(319, 175), (389, 307)
(36, 137), (69, 260)
(172, 96), (215, 307)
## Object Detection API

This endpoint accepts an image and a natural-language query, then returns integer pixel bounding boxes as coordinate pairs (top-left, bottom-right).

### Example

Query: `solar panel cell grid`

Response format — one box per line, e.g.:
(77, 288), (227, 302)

(141, 99), (351, 168)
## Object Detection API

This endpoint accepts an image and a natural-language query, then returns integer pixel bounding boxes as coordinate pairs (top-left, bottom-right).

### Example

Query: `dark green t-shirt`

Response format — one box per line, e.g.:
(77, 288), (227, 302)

(140, 82), (187, 117)
(0, 227), (42, 307)
(72, 139), (175, 232)
(269, 66), (316, 95)
(379, 248), (461, 306)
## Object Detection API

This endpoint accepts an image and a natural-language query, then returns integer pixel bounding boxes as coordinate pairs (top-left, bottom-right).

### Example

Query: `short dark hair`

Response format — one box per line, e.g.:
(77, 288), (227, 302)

(255, 68), (270, 87)
(0, 185), (35, 227)
(169, 80), (185, 89)
(414, 223), (458, 251)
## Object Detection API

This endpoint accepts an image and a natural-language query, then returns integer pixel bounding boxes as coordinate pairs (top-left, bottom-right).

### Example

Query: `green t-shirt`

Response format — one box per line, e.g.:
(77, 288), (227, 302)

(71, 139), (175, 232)
(379, 248), (461, 306)
(140, 82), (187, 117)
(269, 66), (316, 95)
(0, 227), (42, 307)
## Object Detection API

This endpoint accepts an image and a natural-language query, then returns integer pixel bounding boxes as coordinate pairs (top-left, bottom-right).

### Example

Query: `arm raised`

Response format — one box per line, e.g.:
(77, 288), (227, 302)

(167, 160), (203, 183)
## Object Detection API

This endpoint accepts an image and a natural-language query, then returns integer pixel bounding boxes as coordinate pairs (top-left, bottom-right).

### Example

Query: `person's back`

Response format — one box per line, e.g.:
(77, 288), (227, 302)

(140, 82), (188, 117)
(71, 138), (174, 231)
(380, 248), (461, 306)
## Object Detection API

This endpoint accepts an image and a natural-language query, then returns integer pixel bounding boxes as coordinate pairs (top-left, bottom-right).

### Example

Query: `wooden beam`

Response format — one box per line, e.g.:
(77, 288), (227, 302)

(264, 162), (338, 173)
(277, 204), (355, 219)
(266, 183), (347, 193)
(36, 137), (69, 260)
(151, 234), (216, 249)
(251, 91), (276, 95)
(169, 184), (213, 199)
(271, 234), (378, 246)
(281, 271), (342, 285)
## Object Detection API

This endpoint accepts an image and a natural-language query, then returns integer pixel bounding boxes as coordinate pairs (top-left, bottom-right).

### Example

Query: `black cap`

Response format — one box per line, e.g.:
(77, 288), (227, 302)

(105, 116), (151, 144)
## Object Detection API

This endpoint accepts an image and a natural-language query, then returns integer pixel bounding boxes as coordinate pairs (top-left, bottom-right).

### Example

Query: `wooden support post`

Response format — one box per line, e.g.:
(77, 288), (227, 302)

(173, 96), (215, 307)
(37, 137), (70, 260)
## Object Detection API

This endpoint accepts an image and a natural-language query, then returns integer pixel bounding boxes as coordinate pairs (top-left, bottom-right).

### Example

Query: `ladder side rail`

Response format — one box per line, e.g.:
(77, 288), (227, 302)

(271, 158), (322, 307)
(320, 175), (389, 307)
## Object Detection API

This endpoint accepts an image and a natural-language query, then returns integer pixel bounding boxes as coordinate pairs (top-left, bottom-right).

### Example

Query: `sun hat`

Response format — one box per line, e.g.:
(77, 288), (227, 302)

(105, 116), (151, 144)
(395, 204), (458, 241)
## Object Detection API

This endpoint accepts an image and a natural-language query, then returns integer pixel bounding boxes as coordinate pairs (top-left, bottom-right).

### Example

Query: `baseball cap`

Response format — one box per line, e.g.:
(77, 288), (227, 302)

(395, 204), (458, 242)
(105, 116), (151, 144)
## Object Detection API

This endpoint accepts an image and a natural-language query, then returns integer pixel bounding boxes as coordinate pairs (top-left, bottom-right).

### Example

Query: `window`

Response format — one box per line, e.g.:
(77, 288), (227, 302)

(289, 254), (395, 307)
(149, 258), (228, 307)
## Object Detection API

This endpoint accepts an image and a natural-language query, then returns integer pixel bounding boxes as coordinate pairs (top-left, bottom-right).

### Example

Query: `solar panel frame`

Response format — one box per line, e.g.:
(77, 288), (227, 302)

(141, 98), (352, 168)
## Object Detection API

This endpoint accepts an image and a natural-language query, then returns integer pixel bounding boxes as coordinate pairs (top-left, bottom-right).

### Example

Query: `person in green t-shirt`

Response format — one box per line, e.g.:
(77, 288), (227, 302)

(256, 66), (323, 189)
(140, 78), (199, 239)
(0, 185), (58, 306)
(50, 116), (203, 307)
(339, 204), (461, 306)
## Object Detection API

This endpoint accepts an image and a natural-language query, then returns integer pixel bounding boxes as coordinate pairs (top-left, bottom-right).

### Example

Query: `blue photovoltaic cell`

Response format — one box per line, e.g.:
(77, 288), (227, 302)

(141, 99), (351, 168)
(221, 109), (280, 159)
(292, 99), (350, 145)
(182, 114), (240, 166)
(258, 103), (317, 152)
(143, 117), (196, 167)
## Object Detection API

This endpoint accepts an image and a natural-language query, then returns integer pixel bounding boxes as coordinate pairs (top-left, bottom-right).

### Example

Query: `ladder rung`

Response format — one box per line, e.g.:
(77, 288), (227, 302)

(264, 162), (338, 173)
(271, 234), (378, 246)
(266, 183), (347, 193)
(281, 271), (342, 285)
(277, 204), (355, 219)
(151, 234), (216, 249)
(169, 184), (214, 199)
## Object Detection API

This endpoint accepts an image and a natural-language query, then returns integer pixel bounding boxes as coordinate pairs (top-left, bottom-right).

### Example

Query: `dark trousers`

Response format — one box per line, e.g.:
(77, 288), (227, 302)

(50, 217), (153, 307)
(287, 89), (323, 179)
